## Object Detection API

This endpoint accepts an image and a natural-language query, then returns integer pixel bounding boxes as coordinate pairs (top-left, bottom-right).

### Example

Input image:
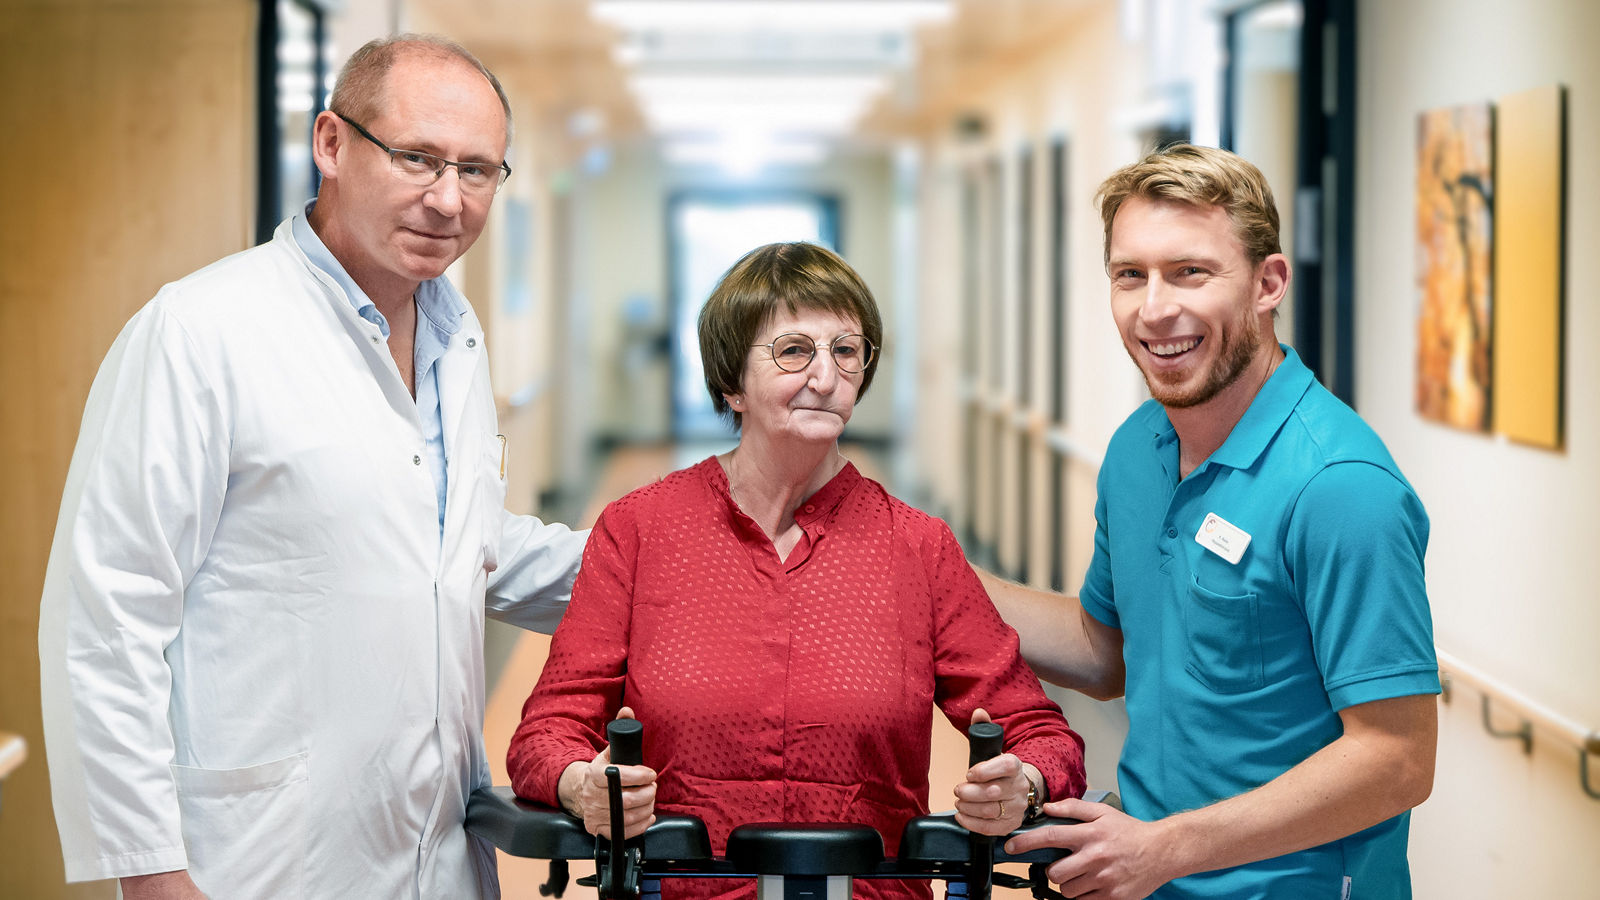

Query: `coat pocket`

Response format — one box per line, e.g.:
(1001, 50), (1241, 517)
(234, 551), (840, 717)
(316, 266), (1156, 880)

(1182, 577), (1265, 694)
(172, 751), (310, 899)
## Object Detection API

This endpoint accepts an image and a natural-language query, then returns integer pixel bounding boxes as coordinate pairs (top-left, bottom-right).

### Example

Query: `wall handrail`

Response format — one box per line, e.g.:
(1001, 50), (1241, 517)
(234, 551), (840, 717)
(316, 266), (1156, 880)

(1436, 648), (1600, 800)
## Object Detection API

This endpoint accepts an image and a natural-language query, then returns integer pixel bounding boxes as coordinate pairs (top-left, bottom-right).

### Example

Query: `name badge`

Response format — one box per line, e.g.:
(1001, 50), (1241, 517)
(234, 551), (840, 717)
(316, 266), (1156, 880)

(1195, 512), (1251, 565)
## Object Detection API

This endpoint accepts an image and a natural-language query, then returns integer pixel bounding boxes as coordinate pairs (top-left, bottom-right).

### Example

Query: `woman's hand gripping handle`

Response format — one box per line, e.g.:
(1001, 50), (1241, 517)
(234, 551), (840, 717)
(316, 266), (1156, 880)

(557, 707), (658, 841)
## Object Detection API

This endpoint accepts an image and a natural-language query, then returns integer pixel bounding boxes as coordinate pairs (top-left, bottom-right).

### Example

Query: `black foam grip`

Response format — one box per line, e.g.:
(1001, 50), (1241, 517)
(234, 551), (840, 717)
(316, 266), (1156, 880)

(968, 721), (1003, 767)
(607, 718), (644, 767)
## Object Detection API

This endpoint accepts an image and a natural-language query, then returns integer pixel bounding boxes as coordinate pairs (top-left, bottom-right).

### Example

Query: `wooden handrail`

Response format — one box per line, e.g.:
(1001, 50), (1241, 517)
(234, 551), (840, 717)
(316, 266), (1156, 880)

(1437, 649), (1600, 800)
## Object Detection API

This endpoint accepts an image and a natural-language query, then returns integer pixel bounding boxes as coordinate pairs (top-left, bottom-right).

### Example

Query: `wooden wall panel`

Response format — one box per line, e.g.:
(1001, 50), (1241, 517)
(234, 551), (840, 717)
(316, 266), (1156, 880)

(0, 2), (254, 896)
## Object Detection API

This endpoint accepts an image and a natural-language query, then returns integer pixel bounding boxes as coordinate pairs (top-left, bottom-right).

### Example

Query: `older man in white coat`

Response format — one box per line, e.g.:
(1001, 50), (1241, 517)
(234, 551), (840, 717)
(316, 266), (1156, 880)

(38, 35), (585, 899)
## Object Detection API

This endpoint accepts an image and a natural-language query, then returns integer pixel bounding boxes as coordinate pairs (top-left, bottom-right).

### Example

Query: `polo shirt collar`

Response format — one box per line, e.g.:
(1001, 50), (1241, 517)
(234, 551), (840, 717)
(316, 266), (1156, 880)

(1203, 343), (1315, 472)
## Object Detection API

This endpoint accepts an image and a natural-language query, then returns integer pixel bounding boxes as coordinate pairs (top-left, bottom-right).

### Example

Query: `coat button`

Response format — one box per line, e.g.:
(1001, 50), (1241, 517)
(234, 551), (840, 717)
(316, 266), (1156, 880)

(413, 455), (422, 466)
(466, 337), (477, 348)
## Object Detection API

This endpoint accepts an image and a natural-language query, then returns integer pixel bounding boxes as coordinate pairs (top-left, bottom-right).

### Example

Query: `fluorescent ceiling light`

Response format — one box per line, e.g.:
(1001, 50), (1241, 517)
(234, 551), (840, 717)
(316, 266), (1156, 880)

(593, 1), (953, 33)
(664, 135), (831, 176)
(630, 73), (886, 103)
(642, 98), (873, 135)
(613, 31), (912, 67)
(595, 1), (941, 152)
(630, 73), (886, 134)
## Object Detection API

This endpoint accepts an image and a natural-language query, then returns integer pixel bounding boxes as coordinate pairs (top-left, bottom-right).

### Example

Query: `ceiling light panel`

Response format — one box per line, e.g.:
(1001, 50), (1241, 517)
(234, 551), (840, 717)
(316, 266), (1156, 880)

(630, 74), (887, 104)
(641, 99), (874, 135)
(590, 0), (952, 155)
(614, 30), (913, 69)
(592, 1), (953, 33)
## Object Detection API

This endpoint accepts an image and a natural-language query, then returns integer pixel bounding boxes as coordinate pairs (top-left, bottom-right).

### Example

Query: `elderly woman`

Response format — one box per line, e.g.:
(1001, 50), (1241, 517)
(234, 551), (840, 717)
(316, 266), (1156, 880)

(507, 242), (1085, 900)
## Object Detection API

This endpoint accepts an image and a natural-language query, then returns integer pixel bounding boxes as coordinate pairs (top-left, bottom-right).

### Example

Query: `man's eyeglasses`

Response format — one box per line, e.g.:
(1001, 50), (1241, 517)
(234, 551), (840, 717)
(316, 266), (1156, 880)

(336, 113), (511, 195)
(752, 333), (877, 374)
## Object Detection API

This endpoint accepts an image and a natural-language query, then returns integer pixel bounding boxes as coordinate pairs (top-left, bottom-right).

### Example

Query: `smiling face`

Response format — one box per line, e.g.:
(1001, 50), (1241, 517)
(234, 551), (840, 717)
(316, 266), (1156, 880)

(1107, 196), (1285, 411)
(726, 307), (864, 448)
(312, 50), (507, 303)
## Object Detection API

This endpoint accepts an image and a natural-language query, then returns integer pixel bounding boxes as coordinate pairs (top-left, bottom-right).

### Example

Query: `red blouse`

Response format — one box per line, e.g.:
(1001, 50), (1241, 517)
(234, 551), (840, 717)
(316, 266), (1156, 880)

(508, 457), (1086, 900)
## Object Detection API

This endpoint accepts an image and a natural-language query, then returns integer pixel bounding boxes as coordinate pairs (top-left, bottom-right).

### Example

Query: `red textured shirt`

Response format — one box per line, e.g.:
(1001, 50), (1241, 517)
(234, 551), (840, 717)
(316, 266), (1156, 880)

(508, 457), (1086, 900)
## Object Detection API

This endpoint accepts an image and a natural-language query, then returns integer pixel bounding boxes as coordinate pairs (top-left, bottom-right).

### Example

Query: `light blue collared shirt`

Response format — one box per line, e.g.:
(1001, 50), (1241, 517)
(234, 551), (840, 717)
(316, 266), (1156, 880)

(292, 203), (461, 538)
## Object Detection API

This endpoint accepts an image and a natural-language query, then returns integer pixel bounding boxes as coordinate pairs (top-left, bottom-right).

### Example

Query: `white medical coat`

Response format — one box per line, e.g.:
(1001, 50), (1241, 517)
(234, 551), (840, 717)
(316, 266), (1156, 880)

(38, 220), (586, 898)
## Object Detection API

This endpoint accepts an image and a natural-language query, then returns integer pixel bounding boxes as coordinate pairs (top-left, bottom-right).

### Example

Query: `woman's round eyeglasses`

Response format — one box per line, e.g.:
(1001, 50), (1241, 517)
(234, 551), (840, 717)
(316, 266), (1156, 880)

(751, 333), (876, 374)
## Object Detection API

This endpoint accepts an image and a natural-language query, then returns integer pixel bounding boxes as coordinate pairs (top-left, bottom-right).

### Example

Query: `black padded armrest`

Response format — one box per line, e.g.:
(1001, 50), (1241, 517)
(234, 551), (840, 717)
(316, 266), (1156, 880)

(726, 823), (885, 875)
(898, 812), (1069, 865)
(897, 790), (1123, 866)
(995, 816), (1075, 864)
(466, 787), (595, 859)
(897, 812), (992, 863)
(464, 786), (715, 861)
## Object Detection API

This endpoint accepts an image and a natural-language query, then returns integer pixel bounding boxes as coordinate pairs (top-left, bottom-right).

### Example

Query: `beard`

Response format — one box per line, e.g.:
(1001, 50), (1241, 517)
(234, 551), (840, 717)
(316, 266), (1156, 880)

(1138, 309), (1265, 410)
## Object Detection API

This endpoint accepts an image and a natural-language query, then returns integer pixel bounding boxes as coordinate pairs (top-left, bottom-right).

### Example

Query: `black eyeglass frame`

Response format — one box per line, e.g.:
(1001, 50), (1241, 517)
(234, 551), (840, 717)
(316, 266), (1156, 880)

(335, 112), (512, 191)
(750, 333), (878, 374)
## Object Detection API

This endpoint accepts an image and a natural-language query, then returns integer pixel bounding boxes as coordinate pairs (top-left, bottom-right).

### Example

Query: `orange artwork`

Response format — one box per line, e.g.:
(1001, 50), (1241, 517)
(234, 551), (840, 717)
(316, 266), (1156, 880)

(1415, 102), (1493, 432)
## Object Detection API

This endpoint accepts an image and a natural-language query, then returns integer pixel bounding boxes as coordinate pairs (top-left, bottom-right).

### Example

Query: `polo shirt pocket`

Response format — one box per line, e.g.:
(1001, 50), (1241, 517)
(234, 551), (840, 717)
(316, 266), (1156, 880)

(1183, 576), (1264, 694)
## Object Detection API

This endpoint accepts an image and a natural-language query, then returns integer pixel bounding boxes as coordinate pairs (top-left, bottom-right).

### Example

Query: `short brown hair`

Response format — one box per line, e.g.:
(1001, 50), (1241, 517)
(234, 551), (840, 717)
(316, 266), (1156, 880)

(330, 34), (513, 146)
(698, 242), (883, 429)
(1095, 143), (1281, 266)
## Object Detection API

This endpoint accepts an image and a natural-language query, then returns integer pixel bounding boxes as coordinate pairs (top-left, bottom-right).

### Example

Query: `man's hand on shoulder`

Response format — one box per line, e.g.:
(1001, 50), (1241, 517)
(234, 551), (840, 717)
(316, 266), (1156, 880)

(120, 870), (209, 900)
(1004, 797), (1184, 900)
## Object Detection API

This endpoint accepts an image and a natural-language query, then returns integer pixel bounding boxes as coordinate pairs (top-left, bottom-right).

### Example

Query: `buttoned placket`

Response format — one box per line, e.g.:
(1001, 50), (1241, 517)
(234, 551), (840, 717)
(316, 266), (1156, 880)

(1155, 430), (1183, 567)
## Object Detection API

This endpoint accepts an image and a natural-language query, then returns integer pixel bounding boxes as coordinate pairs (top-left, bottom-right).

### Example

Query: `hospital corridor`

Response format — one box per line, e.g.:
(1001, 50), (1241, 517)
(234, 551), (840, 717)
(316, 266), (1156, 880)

(2, 0), (1598, 897)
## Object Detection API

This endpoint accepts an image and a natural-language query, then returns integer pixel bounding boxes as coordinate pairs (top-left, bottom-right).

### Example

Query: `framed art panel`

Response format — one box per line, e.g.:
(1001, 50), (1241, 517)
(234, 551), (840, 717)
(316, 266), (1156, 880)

(1415, 100), (1494, 432)
(1492, 84), (1566, 450)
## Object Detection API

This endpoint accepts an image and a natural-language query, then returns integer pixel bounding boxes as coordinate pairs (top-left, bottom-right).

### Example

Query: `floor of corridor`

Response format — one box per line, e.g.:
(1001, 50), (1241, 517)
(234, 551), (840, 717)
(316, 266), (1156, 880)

(481, 443), (980, 899)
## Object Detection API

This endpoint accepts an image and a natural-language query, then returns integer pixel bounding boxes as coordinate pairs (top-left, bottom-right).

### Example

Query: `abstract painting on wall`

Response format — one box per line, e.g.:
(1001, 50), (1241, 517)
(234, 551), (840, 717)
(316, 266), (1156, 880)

(1415, 101), (1494, 432)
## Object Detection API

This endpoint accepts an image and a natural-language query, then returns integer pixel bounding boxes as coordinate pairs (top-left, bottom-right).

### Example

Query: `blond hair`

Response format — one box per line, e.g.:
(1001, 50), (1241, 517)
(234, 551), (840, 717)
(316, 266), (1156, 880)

(1095, 143), (1280, 265)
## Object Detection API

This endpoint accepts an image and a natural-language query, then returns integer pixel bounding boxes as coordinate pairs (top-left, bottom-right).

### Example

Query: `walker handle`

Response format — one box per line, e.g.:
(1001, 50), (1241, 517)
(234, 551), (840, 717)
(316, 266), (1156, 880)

(965, 721), (1005, 900)
(968, 721), (1003, 767)
(608, 718), (644, 767)
(599, 718), (645, 900)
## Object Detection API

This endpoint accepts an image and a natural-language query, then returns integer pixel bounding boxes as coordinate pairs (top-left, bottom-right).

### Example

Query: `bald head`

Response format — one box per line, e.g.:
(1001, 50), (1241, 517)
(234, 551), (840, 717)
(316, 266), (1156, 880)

(329, 34), (513, 148)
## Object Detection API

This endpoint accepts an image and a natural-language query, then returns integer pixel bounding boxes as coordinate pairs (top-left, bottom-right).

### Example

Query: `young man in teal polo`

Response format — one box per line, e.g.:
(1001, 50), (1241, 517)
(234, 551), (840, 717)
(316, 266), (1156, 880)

(986, 144), (1438, 899)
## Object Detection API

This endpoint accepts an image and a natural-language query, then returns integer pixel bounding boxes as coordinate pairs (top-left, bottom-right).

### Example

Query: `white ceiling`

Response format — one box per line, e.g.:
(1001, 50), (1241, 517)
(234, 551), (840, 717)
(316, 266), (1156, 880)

(407, 0), (1101, 169)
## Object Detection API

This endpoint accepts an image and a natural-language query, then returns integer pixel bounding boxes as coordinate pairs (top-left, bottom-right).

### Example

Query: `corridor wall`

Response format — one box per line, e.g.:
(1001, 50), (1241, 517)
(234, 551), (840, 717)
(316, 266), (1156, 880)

(1357, 0), (1600, 894)
(909, 0), (1151, 790)
(909, 0), (1600, 892)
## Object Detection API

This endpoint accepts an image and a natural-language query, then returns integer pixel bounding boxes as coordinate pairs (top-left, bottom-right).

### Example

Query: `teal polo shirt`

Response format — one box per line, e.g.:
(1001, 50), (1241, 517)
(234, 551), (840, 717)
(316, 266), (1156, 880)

(1080, 346), (1438, 899)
